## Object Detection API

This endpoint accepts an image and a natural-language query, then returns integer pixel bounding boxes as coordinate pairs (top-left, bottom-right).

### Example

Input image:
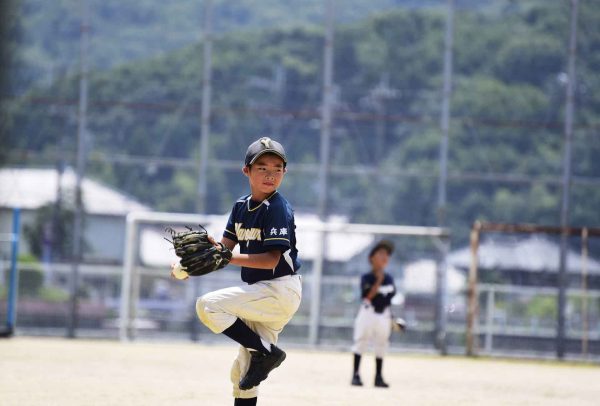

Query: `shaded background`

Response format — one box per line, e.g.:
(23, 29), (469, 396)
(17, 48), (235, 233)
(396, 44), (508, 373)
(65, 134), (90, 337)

(1, 0), (599, 360)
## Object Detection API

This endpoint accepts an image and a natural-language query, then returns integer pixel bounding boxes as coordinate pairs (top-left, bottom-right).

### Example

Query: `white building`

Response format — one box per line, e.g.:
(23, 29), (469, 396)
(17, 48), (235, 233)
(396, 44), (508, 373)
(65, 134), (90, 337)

(0, 167), (150, 263)
(448, 236), (600, 276)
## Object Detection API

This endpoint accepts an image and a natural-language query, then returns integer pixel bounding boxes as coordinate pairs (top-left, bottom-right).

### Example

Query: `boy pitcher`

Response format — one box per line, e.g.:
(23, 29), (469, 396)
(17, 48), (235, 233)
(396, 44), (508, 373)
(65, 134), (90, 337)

(182, 137), (302, 405)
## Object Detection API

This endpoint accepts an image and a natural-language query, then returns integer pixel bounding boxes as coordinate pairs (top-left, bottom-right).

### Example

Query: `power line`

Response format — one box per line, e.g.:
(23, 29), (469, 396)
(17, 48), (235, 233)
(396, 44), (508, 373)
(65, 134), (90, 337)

(13, 96), (600, 132)
(10, 149), (600, 187)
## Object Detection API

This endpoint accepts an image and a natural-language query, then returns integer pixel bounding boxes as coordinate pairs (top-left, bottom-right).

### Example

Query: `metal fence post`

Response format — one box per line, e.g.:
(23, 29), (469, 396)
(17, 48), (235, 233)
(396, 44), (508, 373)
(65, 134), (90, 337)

(484, 287), (495, 353)
(466, 221), (480, 356)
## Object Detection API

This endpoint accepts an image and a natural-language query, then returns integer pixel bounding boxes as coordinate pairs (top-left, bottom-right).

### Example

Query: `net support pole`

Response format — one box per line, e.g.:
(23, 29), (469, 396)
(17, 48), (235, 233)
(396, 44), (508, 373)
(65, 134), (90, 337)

(433, 0), (454, 357)
(466, 221), (480, 356)
(581, 227), (588, 357)
(191, 0), (213, 343)
(434, 238), (449, 355)
(557, 0), (579, 360)
(436, 0), (454, 227)
(67, 0), (90, 339)
(119, 213), (139, 341)
(309, 0), (335, 347)
(197, 0), (212, 214)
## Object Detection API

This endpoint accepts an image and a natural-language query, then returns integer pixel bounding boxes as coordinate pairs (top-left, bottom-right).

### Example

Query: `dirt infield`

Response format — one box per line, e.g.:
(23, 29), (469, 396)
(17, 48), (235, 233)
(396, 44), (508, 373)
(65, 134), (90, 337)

(1, 338), (599, 405)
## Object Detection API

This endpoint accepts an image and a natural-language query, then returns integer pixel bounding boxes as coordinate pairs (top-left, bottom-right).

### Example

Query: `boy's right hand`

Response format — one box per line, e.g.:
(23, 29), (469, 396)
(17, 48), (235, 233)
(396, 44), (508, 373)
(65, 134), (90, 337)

(170, 262), (189, 280)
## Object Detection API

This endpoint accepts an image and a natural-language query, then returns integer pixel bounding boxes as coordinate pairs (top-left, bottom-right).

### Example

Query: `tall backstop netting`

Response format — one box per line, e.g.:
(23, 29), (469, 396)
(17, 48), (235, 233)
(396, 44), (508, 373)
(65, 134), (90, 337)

(119, 211), (451, 353)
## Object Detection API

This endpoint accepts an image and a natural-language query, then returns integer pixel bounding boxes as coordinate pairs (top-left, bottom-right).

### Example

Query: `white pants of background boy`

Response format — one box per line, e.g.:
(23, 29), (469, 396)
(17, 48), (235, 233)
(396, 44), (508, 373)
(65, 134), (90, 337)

(196, 274), (302, 399)
(352, 303), (392, 358)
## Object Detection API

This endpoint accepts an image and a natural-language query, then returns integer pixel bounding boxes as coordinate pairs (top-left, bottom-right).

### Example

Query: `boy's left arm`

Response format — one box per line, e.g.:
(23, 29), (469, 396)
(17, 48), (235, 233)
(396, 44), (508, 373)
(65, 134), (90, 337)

(221, 235), (282, 269)
(220, 226), (283, 270)
(228, 249), (281, 269)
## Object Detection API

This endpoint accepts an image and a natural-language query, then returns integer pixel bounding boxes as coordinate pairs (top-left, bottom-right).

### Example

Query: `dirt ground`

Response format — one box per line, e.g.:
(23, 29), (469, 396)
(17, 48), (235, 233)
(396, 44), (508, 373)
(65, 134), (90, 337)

(1, 337), (599, 406)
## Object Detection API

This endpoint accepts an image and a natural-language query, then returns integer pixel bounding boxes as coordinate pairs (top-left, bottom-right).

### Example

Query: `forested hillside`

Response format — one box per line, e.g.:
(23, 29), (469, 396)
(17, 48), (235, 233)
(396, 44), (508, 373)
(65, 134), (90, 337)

(5, 1), (600, 245)
(4, 0), (497, 93)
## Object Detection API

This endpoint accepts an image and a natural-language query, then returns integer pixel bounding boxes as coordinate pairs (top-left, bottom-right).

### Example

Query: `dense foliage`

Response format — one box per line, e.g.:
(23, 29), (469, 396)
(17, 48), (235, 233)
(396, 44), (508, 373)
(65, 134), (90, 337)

(8, 0), (483, 91)
(5, 1), (600, 246)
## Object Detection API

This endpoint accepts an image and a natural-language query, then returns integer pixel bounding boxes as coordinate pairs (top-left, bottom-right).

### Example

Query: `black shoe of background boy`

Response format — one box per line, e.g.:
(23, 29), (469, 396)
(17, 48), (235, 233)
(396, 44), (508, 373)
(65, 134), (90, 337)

(374, 375), (389, 388)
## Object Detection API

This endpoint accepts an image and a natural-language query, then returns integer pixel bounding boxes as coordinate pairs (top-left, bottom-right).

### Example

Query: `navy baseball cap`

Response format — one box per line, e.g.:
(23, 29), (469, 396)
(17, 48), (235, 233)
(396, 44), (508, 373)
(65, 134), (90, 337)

(369, 240), (394, 258)
(245, 137), (287, 167)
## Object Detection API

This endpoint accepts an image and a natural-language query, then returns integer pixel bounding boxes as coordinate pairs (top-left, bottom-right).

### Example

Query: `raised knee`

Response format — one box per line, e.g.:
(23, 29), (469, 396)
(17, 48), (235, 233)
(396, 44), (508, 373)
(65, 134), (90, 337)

(196, 296), (211, 324)
(194, 292), (235, 334)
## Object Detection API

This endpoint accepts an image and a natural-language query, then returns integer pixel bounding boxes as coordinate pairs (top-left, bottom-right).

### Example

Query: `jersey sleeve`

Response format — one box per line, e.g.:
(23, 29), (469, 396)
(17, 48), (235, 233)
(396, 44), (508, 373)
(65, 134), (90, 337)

(360, 274), (371, 298)
(223, 206), (238, 243)
(387, 274), (396, 299)
(261, 204), (292, 251)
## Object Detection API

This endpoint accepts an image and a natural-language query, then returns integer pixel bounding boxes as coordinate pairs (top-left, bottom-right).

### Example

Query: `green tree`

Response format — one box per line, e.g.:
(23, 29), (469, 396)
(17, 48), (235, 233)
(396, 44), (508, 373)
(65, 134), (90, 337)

(23, 203), (85, 262)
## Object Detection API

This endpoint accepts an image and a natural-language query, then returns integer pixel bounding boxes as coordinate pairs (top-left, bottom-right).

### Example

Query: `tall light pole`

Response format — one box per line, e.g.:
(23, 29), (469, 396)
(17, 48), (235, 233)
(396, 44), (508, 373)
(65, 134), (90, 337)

(309, 0), (335, 346)
(197, 0), (213, 214)
(557, 0), (579, 359)
(434, 0), (454, 356)
(318, 0), (334, 224)
(190, 0), (213, 342)
(67, 0), (90, 338)
(437, 0), (454, 228)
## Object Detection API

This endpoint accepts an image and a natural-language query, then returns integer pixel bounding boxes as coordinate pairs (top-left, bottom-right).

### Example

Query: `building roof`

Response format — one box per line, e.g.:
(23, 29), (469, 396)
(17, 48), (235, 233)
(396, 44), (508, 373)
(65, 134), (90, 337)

(448, 236), (600, 275)
(403, 259), (465, 294)
(0, 167), (150, 215)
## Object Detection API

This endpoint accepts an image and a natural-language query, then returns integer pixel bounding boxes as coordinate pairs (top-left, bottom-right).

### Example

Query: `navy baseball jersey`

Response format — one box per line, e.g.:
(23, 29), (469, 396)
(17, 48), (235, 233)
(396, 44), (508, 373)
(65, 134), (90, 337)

(360, 273), (396, 313)
(223, 191), (300, 284)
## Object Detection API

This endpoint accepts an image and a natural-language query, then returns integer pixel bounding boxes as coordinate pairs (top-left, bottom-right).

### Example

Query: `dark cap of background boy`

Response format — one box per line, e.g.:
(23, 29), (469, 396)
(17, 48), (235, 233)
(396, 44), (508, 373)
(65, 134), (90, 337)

(369, 240), (394, 258)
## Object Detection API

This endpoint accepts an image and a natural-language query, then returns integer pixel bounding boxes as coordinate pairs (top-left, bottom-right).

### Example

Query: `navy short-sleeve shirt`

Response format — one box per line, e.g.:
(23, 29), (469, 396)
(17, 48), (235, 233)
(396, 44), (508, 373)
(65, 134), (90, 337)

(360, 272), (396, 313)
(223, 191), (300, 284)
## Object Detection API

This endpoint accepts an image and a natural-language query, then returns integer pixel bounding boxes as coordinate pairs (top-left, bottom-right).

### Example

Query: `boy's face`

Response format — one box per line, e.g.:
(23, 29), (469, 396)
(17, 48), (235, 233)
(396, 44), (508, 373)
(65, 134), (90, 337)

(243, 153), (286, 199)
(370, 248), (390, 271)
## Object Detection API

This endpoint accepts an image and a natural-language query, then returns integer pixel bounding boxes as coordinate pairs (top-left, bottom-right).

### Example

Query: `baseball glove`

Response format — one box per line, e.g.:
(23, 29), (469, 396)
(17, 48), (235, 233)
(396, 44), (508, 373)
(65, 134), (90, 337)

(165, 225), (232, 277)
(392, 317), (407, 333)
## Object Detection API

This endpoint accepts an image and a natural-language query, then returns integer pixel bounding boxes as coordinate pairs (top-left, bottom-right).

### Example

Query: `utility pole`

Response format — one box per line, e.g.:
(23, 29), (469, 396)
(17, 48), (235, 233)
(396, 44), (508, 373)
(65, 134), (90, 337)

(191, 0), (213, 342)
(197, 0), (213, 215)
(557, 0), (579, 360)
(437, 0), (454, 228)
(318, 0), (334, 229)
(309, 0), (335, 346)
(67, 0), (89, 338)
(434, 0), (454, 356)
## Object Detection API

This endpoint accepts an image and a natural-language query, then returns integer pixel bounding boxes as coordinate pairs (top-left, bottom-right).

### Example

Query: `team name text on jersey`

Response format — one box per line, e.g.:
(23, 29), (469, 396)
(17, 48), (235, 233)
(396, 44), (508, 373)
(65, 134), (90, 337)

(235, 223), (262, 241)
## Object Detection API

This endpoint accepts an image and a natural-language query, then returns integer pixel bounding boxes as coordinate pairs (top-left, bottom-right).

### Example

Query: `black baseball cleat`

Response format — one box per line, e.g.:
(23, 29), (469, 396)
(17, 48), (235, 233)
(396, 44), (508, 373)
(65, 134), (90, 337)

(374, 375), (389, 388)
(351, 373), (363, 386)
(239, 345), (286, 390)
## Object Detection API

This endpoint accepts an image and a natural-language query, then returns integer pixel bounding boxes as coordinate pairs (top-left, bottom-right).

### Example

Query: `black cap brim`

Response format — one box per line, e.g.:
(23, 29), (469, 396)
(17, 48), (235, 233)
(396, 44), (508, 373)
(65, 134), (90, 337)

(247, 150), (287, 166)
